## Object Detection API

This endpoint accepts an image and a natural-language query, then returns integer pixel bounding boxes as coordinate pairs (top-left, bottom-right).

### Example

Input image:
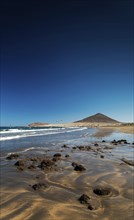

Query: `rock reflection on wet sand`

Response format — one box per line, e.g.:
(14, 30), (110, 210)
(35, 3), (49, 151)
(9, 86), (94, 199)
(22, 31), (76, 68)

(0, 141), (134, 220)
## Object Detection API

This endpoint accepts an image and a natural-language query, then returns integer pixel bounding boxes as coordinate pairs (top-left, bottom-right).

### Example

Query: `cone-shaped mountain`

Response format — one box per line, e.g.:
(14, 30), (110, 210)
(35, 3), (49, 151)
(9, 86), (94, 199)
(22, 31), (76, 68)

(75, 113), (119, 123)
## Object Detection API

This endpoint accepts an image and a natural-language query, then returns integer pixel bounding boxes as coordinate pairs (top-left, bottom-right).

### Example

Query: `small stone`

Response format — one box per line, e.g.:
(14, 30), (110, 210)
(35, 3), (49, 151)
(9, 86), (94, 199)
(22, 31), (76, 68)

(102, 140), (105, 142)
(100, 155), (104, 159)
(94, 143), (99, 146)
(88, 204), (95, 210)
(62, 144), (68, 148)
(86, 146), (92, 151)
(93, 187), (111, 196)
(65, 154), (70, 158)
(52, 157), (59, 162)
(53, 153), (61, 157)
(79, 194), (90, 204)
(14, 160), (25, 167)
(32, 183), (47, 190)
(78, 146), (85, 150)
(74, 165), (86, 171)
(111, 139), (117, 144)
(72, 147), (76, 149)
(72, 162), (78, 167)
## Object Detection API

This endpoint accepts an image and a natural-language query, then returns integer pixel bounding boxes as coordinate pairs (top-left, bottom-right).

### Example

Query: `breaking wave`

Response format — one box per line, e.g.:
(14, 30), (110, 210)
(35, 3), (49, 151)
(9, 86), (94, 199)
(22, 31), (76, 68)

(0, 127), (87, 141)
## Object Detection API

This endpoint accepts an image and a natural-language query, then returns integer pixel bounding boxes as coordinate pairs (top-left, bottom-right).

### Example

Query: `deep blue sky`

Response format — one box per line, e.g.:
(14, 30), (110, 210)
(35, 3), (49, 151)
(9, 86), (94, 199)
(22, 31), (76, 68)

(1, 0), (133, 126)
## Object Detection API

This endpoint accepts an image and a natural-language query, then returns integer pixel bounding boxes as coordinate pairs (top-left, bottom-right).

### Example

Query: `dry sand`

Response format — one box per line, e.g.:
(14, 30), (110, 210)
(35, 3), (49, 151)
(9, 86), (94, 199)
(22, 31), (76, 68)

(29, 122), (134, 134)
(0, 135), (134, 220)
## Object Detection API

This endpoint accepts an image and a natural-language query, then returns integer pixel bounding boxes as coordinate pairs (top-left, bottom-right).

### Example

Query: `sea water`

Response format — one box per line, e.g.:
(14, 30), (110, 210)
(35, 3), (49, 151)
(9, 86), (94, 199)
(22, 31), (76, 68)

(0, 126), (133, 158)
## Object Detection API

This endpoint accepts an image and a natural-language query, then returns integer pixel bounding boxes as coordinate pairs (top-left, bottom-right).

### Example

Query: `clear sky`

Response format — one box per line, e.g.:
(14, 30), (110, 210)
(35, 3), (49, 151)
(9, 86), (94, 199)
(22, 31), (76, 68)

(1, 0), (133, 126)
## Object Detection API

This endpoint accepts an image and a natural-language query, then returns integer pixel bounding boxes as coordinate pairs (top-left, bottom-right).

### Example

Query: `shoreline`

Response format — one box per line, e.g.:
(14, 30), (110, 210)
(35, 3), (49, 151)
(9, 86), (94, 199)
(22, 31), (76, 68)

(28, 122), (134, 134)
(1, 138), (134, 220)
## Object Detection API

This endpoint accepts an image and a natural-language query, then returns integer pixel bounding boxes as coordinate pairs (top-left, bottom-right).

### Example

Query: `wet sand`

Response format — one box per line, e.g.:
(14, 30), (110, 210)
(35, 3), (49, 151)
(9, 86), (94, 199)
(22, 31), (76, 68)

(29, 123), (134, 134)
(0, 138), (134, 220)
(91, 128), (115, 137)
(110, 126), (134, 134)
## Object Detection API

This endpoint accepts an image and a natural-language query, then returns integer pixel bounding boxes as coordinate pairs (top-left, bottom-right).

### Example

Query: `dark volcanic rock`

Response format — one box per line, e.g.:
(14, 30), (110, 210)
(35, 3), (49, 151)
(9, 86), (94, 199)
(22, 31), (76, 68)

(79, 194), (90, 204)
(111, 139), (117, 144)
(72, 162), (78, 167)
(93, 187), (111, 196)
(88, 204), (95, 210)
(32, 182), (47, 190)
(78, 194), (99, 211)
(117, 139), (128, 144)
(38, 159), (55, 170)
(94, 143), (99, 147)
(14, 160), (26, 171)
(111, 139), (129, 145)
(100, 155), (104, 159)
(72, 147), (77, 150)
(75, 146), (92, 151)
(74, 164), (86, 171)
(61, 144), (68, 148)
(86, 146), (92, 151)
(53, 153), (61, 157)
(102, 140), (106, 142)
(14, 160), (25, 167)
(65, 154), (70, 158)
(72, 162), (86, 171)
(52, 157), (59, 162)
(6, 154), (19, 160)
(78, 146), (85, 150)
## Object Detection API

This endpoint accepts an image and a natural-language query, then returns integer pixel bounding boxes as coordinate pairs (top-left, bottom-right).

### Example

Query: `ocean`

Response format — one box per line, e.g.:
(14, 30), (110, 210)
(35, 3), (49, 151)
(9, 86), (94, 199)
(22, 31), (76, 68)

(0, 126), (133, 158)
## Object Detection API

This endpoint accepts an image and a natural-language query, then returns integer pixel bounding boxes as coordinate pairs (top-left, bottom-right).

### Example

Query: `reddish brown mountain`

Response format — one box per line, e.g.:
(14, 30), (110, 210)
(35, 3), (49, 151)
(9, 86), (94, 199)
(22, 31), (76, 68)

(75, 113), (119, 123)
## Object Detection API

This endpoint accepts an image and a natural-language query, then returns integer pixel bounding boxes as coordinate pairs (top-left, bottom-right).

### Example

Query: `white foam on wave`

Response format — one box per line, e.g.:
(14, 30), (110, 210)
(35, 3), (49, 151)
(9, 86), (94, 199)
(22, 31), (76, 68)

(66, 127), (87, 132)
(0, 127), (65, 134)
(0, 129), (21, 134)
(6, 147), (36, 156)
(0, 127), (88, 141)
(0, 135), (26, 141)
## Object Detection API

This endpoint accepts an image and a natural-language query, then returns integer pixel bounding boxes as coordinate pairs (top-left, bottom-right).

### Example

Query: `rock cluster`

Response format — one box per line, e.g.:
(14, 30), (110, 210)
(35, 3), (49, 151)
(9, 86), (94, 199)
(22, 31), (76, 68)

(32, 182), (48, 190)
(6, 153), (19, 160)
(38, 159), (55, 170)
(111, 139), (129, 145)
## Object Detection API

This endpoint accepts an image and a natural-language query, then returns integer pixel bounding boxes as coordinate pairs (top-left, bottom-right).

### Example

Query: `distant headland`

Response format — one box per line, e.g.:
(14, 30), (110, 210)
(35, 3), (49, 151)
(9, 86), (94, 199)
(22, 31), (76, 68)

(28, 113), (133, 134)
(28, 113), (120, 127)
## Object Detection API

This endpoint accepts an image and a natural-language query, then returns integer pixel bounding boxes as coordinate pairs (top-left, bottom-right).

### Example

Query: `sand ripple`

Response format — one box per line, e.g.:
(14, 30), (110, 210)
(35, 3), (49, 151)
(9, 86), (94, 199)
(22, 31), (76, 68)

(0, 144), (134, 220)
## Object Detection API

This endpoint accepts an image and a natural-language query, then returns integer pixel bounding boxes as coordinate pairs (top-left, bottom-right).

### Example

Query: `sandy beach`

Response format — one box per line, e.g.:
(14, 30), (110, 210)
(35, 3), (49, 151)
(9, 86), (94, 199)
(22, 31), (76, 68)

(0, 127), (134, 220)
(29, 122), (134, 134)
(1, 0), (133, 218)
